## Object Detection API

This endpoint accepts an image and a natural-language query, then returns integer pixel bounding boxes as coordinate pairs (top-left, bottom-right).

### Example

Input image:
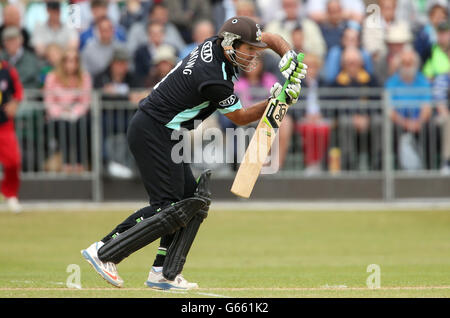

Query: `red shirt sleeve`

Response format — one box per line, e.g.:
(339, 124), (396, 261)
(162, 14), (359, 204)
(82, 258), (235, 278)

(2, 61), (23, 102)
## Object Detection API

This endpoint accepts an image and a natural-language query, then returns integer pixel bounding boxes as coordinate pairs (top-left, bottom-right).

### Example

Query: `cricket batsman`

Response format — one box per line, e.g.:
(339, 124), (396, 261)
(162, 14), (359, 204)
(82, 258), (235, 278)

(82, 16), (307, 289)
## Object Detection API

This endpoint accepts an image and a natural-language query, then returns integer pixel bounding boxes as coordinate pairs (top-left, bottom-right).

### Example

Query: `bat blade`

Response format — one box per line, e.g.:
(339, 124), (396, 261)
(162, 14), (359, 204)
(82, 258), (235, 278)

(230, 98), (288, 198)
(231, 52), (304, 198)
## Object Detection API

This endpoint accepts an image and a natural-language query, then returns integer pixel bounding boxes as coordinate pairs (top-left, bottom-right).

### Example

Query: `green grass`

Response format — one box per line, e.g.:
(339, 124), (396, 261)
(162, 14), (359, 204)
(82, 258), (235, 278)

(0, 208), (449, 298)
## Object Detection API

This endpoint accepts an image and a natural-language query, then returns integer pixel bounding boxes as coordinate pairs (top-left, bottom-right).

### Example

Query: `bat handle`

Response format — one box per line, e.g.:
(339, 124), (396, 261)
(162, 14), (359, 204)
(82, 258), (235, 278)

(278, 52), (305, 103)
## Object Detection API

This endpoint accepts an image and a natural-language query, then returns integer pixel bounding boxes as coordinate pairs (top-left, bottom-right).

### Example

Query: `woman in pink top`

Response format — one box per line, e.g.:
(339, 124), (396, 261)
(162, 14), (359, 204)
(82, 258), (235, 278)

(44, 49), (92, 174)
(234, 59), (277, 107)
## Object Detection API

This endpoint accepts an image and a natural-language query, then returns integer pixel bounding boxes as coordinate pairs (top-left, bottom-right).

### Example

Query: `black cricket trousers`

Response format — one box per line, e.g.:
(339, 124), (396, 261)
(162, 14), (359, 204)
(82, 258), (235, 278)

(102, 108), (197, 242)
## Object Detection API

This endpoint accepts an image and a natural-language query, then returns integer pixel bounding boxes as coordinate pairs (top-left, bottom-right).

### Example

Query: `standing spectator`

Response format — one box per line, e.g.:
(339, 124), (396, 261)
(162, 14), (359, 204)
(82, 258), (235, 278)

(79, 0), (126, 50)
(0, 27), (41, 88)
(81, 17), (128, 78)
(119, 0), (151, 31)
(318, 0), (350, 52)
(434, 72), (450, 173)
(322, 22), (374, 84)
(386, 47), (433, 171)
(71, 0), (121, 32)
(31, 1), (79, 58)
(134, 22), (175, 84)
(44, 49), (92, 174)
(94, 47), (139, 179)
(179, 20), (215, 59)
(0, 4), (31, 51)
(422, 20), (450, 79)
(127, 2), (185, 57)
(414, 0), (448, 64)
(329, 47), (380, 171)
(165, 0), (212, 44)
(265, 0), (326, 60)
(0, 59), (23, 213)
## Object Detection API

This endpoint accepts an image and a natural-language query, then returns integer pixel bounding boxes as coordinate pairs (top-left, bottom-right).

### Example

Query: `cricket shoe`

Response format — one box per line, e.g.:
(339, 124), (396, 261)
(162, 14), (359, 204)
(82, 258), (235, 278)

(145, 267), (198, 290)
(81, 241), (124, 288)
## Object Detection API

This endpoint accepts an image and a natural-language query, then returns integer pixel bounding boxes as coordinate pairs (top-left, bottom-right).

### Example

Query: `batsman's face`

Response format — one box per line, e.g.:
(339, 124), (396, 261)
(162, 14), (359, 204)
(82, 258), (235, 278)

(234, 43), (263, 72)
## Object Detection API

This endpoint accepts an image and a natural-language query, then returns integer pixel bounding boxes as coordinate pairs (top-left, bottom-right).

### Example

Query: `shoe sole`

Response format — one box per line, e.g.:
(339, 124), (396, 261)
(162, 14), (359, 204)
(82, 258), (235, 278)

(81, 249), (123, 288)
(145, 280), (194, 290)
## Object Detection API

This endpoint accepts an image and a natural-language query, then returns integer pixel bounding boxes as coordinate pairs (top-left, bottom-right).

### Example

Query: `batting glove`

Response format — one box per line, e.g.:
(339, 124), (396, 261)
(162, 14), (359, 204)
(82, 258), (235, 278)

(278, 50), (308, 84)
(269, 81), (302, 105)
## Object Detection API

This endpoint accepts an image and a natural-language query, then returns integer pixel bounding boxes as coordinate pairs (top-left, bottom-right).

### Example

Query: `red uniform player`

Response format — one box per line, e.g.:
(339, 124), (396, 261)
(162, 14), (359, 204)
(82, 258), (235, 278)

(0, 60), (23, 212)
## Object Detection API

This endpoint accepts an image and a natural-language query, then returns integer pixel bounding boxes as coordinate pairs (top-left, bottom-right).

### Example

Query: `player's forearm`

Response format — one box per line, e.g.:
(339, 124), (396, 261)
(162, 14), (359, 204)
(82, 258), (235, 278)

(225, 100), (268, 126)
(261, 32), (292, 57)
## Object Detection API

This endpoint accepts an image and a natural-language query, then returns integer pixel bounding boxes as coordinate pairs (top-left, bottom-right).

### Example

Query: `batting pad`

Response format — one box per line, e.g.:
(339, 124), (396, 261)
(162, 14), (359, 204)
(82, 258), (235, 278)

(163, 170), (212, 280)
(97, 197), (208, 264)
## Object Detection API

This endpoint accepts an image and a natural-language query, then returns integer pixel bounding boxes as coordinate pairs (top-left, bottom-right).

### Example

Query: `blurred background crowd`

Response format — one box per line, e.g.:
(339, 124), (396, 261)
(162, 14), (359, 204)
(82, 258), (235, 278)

(0, 0), (449, 179)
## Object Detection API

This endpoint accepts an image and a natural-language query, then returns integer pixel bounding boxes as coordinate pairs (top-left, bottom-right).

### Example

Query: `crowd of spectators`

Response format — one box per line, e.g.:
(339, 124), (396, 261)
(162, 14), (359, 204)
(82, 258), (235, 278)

(0, 0), (449, 174)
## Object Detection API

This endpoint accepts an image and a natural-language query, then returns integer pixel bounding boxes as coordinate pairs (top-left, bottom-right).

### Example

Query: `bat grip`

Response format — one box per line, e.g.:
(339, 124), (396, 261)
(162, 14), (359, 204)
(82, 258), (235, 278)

(278, 53), (305, 103)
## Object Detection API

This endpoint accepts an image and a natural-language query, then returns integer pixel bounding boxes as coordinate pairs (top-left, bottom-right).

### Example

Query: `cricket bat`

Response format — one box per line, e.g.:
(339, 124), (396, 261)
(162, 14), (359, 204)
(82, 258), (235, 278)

(231, 53), (304, 198)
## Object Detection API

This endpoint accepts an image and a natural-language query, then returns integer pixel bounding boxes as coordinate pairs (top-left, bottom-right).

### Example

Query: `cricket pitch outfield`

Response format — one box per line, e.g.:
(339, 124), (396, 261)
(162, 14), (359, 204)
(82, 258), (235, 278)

(1, 206), (449, 298)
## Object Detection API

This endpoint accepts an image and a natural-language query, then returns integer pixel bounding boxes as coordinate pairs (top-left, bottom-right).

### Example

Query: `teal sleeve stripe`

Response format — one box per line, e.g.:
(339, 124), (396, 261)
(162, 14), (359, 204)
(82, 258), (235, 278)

(165, 101), (210, 130)
(218, 100), (243, 114)
(222, 62), (227, 80)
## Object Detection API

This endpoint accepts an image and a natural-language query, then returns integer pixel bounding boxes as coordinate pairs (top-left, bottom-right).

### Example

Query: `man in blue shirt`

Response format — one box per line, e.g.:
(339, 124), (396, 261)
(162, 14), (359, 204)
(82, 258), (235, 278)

(385, 47), (432, 170)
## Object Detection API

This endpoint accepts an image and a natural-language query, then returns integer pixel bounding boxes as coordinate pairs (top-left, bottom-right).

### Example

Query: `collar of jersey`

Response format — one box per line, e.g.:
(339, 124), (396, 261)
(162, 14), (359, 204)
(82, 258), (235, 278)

(211, 36), (238, 80)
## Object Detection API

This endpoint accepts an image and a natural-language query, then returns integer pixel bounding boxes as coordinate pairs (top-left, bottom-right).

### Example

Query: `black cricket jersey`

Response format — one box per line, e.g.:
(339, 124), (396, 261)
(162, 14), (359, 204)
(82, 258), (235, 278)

(139, 36), (242, 130)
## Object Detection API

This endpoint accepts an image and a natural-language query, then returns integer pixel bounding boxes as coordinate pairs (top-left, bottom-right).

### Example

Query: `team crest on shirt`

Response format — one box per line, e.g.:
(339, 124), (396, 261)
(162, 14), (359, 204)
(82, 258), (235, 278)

(201, 41), (213, 63)
(256, 24), (262, 42)
(219, 94), (237, 107)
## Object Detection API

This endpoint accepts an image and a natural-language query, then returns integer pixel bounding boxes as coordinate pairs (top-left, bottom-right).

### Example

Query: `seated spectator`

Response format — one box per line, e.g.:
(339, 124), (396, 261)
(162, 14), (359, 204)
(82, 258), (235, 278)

(433, 72), (450, 173)
(134, 22), (175, 84)
(0, 27), (41, 88)
(79, 0), (126, 50)
(414, 0), (448, 64)
(94, 48), (139, 101)
(374, 21), (413, 84)
(423, 21), (450, 79)
(144, 45), (178, 88)
(31, 1), (79, 58)
(119, 0), (151, 31)
(234, 0), (262, 25)
(265, 0), (326, 59)
(306, 0), (365, 24)
(81, 17), (128, 78)
(165, 0), (212, 44)
(72, 0), (121, 31)
(0, 4), (31, 51)
(386, 47), (433, 171)
(44, 49), (92, 174)
(322, 22), (374, 84)
(127, 3), (185, 57)
(179, 20), (215, 59)
(362, 0), (411, 63)
(39, 43), (64, 87)
(329, 47), (380, 171)
(318, 0), (351, 51)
